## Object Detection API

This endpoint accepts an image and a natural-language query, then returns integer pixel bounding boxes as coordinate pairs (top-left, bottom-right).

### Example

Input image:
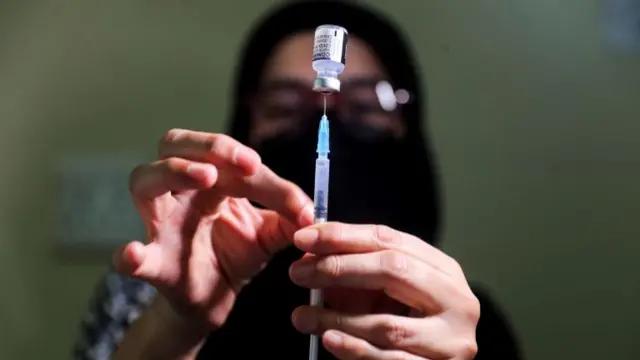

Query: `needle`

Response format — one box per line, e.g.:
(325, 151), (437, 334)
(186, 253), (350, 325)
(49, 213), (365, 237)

(323, 94), (327, 116)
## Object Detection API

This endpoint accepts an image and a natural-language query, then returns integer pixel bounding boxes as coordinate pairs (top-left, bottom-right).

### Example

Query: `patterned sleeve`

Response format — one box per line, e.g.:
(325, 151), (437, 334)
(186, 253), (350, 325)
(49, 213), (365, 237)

(71, 271), (157, 360)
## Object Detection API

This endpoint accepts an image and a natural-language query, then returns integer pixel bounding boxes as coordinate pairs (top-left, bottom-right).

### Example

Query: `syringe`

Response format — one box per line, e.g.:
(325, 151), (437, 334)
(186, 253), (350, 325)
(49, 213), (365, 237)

(309, 98), (330, 360)
(309, 23), (347, 360)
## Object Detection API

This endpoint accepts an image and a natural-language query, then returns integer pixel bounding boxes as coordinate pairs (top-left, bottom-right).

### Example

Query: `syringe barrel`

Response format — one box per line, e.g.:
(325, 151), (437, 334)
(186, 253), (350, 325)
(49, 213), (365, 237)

(313, 156), (330, 222)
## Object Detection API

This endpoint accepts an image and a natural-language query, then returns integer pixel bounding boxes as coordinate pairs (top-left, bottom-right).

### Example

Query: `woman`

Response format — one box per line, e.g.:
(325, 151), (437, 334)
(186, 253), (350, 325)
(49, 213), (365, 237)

(73, 1), (521, 359)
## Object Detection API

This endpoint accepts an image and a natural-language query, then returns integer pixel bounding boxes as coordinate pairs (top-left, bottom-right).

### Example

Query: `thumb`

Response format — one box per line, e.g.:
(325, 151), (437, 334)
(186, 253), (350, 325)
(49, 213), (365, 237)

(113, 241), (163, 282)
(256, 209), (303, 255)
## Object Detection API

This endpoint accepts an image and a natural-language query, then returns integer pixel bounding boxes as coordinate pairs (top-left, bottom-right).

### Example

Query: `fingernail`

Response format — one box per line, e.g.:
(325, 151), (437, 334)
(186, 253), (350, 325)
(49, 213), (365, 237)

(290, 261), (314, 280)
(294, 227), (318, 245)
(187, 163), (215, 183)
(324, 330), (342, 346)
(293, 308), (318, 334)
(186, 163), (206, 174)
(233, 147), (260, 173)
(297, 203), (314, 225)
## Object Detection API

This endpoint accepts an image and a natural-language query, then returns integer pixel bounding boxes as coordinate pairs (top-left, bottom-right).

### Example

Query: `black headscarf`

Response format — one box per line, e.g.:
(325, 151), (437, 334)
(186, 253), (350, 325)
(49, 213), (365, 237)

(198, 1), (491, 359)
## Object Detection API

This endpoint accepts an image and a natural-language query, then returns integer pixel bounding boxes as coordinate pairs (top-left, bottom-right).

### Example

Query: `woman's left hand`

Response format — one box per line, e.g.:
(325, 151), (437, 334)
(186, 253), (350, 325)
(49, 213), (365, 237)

(289, 222), (480, 360)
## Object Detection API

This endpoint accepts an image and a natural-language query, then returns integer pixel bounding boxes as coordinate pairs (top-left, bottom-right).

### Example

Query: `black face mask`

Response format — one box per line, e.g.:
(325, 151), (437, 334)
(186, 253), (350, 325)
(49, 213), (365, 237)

(256, 109), (413, 227)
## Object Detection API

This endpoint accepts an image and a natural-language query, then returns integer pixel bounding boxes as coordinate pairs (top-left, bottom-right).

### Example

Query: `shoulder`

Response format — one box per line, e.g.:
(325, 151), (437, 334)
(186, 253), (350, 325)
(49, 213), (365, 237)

(471, 283), (524, 360)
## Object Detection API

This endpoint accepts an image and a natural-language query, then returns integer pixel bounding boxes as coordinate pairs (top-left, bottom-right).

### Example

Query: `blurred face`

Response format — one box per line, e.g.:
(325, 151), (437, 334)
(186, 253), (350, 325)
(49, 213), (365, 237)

(248, 32), (407, 147)
(246, 33), (416, 315)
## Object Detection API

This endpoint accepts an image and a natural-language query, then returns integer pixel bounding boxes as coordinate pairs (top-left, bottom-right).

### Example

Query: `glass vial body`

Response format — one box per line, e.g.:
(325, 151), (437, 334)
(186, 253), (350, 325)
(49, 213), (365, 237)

(312, 24), (348, 93)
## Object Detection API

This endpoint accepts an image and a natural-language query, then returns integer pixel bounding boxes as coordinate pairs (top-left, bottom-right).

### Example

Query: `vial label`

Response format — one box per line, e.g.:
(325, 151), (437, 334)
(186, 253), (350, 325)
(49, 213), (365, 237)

(312, 27), (348, 64)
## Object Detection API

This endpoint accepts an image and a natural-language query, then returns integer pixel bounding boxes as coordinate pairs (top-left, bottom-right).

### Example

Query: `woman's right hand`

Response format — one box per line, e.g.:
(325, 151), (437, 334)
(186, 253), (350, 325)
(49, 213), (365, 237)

(114, 129), (314, 332)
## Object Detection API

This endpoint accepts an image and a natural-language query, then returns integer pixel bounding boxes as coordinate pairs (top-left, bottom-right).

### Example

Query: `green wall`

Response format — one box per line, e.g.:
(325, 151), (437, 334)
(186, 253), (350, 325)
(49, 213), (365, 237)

(0, 1), (638, 359)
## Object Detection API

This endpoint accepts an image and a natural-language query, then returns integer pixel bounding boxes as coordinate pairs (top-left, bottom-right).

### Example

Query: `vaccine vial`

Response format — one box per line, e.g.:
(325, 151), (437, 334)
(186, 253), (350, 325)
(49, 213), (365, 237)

(312, 25), (348, 93)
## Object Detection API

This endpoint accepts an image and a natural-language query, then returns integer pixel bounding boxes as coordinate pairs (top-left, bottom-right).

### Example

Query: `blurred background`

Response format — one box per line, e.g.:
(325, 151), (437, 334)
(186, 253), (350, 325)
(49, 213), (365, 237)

(0, 0), (639, 359)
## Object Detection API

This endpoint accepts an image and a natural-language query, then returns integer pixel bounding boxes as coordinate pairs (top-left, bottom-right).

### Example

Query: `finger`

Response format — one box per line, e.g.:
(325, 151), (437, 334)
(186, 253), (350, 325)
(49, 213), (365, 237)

(225, 165), (314, 227)
(293, 222), (461, 277)
(255, 208), (301, 255)
(212, 200), (298, 257)
(129, 158), (218, 201)
(293, 307), (458, 359)
(157, 129), (261, 176)
(289, 251), (462, 312)
(321, 330), (424, 360)
(113, 241), (164, 283)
